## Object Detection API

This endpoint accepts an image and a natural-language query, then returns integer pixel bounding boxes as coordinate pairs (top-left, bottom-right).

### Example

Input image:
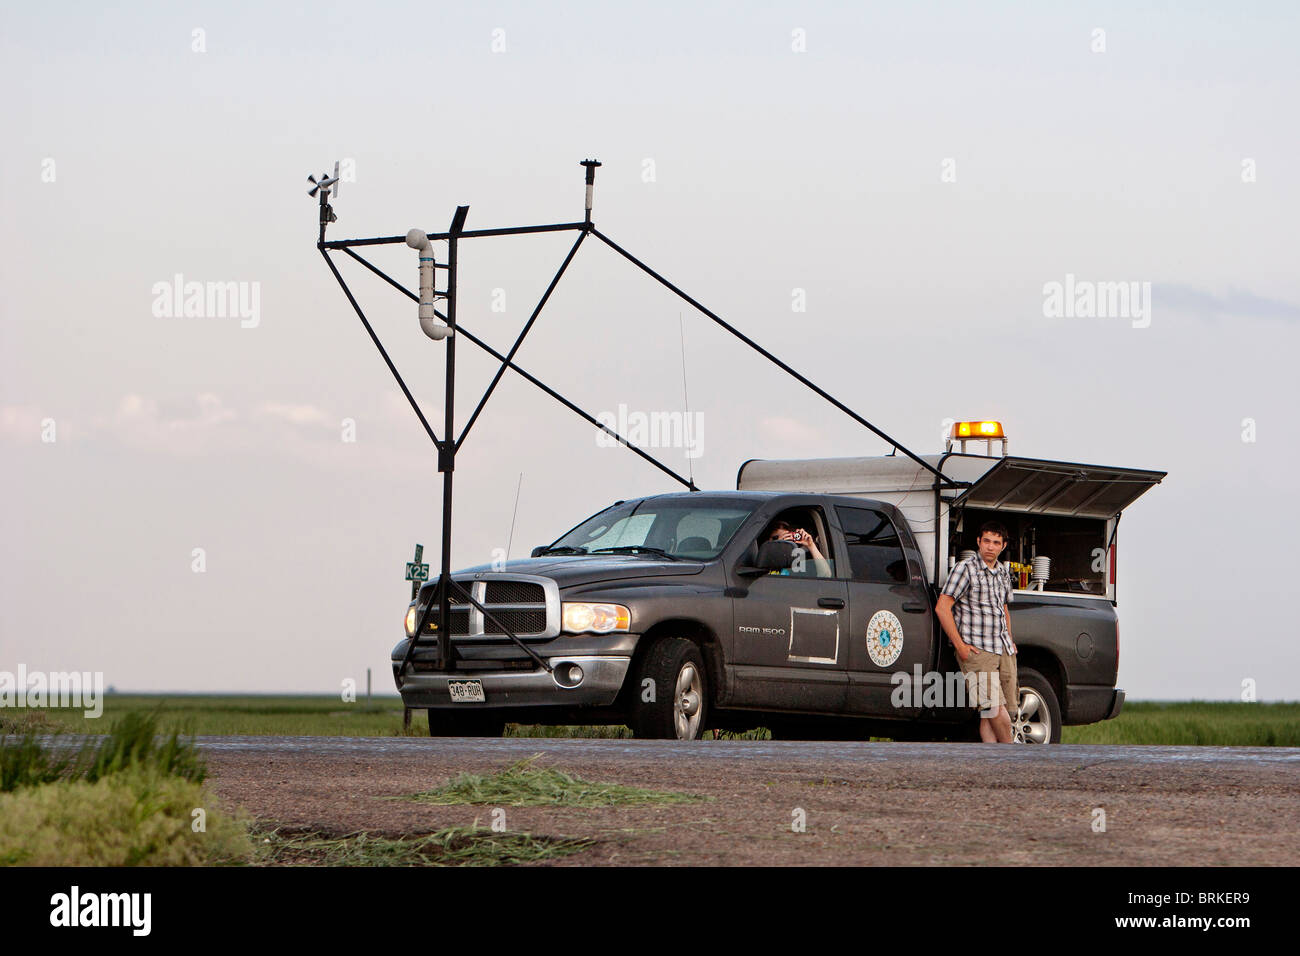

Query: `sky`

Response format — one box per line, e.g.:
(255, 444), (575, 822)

(2, 1), (1297, 700)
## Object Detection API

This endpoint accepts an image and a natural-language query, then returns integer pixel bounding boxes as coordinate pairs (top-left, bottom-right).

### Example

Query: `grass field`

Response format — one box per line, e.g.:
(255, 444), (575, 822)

(4, 696), (1298, 745)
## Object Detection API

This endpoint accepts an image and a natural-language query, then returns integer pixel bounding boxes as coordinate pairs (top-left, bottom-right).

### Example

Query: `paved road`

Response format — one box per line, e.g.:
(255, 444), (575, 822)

(190, 734), (1300, 765)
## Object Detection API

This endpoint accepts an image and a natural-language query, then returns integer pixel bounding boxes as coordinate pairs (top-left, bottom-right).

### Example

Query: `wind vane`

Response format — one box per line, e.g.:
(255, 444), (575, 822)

(307, 161), (341, 237)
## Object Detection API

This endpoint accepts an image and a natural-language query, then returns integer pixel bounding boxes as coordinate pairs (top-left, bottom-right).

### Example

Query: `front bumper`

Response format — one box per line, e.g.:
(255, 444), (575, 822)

(396, 655), (632, 709)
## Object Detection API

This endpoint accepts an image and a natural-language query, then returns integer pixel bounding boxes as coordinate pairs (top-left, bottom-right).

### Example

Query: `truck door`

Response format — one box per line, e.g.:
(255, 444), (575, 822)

(730, 505), (848, 712)
(834, 505), (934, 718)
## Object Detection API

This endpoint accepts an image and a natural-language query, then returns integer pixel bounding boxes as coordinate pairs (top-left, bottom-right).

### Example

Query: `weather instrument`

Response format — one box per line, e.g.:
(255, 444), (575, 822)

(309, 160), (957, 676)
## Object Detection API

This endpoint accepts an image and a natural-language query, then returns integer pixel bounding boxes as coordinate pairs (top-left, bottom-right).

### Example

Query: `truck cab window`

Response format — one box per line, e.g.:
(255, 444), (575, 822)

(757, 508), (834, 578)
(581, 513), (656, 551)
(673, 513), (723, 555)
(836, 506), (908, 584)
(549, 499), (759, 559)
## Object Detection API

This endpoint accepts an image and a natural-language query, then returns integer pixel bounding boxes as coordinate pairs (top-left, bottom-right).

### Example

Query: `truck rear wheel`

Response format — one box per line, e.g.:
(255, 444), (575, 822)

(1013, 668), (1061, 744)
(427, 710), (506, 738)
(630, 638), (708, 740)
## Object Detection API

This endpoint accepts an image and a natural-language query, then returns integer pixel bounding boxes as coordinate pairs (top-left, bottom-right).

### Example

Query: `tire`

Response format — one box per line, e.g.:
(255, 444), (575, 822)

(630, 638), (708, 740)
(1012, 668), (1061, 744)
(428, 710), (506, 738)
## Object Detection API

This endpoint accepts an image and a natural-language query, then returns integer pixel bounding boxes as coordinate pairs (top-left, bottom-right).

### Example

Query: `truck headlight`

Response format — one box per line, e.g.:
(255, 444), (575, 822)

(405, 605), (419, 637)
(561, 602), (630, 634)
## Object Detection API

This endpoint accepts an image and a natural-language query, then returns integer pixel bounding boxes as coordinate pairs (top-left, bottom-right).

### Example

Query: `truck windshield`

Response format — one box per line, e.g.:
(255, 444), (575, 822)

(544, 498), (758, 560)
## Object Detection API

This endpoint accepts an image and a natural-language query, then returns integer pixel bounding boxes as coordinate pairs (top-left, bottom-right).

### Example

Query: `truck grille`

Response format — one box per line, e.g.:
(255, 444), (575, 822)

(483, 609), (547, 634)
(425, 608), (471, 635)
(419, 575), (555, 642)
(484, 581), (544, 604)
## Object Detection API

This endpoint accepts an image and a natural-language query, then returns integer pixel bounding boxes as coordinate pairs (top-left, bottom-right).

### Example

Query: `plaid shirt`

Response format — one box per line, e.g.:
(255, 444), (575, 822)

(941, 554), (1014, 655)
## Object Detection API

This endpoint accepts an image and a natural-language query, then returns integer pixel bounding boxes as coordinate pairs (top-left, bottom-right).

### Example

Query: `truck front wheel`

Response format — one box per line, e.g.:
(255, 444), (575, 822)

(630, 638), (708, 741)
(1013, 668), (1062, 744)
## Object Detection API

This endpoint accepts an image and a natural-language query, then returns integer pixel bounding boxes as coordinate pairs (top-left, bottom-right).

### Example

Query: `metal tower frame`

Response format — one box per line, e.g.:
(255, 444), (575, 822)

(312, 159), (962, 676)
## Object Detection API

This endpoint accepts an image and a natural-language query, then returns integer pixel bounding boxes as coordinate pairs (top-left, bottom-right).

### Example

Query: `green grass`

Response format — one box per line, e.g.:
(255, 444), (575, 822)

(0, 710), (250, 866)
(21, 695), (771, 740)
(1, 709), (206, 792)
(9, 695), (1298, 746)
(506, 723), (635, 738)
(1061, 700), (1300, 746)
(24, 694), (414, 737)
(0, 708), (60, 736)
(254, 824), (593, 866)
(0, 768), (254, 866)
(408, 755), (710, 808)
(0, 734), (77, 792)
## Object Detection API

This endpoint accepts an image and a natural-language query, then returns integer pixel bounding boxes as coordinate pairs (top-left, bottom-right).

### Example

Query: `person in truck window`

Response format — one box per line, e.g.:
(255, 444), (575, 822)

(763, 518), (831, 578)
(935, 521), (1019, 743)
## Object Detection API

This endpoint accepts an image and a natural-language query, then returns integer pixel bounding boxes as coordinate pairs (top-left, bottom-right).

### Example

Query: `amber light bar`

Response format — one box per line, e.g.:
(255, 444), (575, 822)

(946, 420), (1008, 456)
(951, 420), (1005, 439)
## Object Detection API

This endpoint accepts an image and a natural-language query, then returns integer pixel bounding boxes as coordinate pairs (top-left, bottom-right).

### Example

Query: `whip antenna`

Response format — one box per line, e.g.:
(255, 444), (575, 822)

(679, 312), (695, 489)
(506, 472), (524, 560)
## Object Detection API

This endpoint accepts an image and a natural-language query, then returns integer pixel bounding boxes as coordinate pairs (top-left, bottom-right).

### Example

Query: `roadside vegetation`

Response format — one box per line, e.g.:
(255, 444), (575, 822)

(0, 712), (624, 867)
(13, 696), (1300, 746)
(1060, 701), (1300, 746)
(0, 710), (253, 866)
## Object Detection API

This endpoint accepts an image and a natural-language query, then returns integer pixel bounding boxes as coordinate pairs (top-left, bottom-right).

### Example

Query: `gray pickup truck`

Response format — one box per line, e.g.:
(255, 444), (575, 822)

(392, 444), (1164, 742)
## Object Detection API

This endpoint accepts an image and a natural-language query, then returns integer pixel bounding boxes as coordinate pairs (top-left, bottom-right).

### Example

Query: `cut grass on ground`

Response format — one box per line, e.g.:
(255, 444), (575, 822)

(408, 755), (711, 808)
(254, 824), (593, 866)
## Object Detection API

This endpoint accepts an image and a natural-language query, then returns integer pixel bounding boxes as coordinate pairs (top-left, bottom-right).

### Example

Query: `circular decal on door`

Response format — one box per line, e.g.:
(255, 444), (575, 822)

(866, 610), (904, 667)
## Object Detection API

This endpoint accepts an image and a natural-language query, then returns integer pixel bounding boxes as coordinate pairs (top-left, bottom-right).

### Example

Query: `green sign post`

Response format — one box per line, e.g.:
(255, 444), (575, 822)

(405, 544), (429, 599)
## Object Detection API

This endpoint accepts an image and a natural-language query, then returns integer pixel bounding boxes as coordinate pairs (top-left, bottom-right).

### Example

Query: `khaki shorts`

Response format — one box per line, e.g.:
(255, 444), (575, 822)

(959, 650), (1019, 718)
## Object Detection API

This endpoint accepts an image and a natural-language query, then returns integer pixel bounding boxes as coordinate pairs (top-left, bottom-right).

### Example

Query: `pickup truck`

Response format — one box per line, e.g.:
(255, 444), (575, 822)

(392, 439), (1164, 742)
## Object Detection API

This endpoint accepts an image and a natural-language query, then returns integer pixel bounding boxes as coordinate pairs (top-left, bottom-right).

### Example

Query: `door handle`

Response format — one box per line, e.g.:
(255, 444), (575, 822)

(901, 601), (928, 614)
(818, 597), (845, 609)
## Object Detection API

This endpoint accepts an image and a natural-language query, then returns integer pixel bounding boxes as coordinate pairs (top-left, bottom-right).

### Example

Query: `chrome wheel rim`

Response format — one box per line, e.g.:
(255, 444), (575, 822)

(1013, 687), (1051, 744)
(674, 662), (703, 740)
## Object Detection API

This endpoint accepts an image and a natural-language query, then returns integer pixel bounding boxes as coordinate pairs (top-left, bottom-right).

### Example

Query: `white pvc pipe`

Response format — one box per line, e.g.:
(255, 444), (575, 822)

(405, 229), (450, 341)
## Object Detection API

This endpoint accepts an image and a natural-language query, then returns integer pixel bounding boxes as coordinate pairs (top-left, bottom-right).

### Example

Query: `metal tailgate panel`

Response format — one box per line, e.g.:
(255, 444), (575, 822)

(953, 457), (1166, 518)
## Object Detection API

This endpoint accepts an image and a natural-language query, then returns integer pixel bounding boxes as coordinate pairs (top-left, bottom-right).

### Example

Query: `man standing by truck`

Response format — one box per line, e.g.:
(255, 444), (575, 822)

(935, 522), (1018, 743)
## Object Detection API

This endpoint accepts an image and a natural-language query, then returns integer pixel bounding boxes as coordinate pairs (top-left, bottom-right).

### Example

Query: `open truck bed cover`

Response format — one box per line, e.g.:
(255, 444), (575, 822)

(736, 453), (1166, 591)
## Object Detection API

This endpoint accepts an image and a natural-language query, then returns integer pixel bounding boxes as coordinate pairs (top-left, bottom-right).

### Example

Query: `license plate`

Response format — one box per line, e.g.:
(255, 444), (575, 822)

(448, 679), (486, 704)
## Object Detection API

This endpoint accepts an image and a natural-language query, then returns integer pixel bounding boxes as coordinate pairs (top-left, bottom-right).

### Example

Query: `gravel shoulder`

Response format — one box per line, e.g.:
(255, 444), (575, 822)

(202, 738), (1300, 866)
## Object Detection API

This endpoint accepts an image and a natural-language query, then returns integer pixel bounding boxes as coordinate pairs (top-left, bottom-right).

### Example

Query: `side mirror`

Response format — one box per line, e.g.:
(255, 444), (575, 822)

(530, 545), (547, 558)
(738, 538), (795, 574)
(736, 540), (798, 577)
(757, 539), (796, 570)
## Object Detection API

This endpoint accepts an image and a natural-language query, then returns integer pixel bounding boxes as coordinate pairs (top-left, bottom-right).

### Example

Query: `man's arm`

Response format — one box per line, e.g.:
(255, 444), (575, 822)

(938, 563), (975, 661)
(935, 593), (975, 661)
(1004, 604), (1016, 654)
